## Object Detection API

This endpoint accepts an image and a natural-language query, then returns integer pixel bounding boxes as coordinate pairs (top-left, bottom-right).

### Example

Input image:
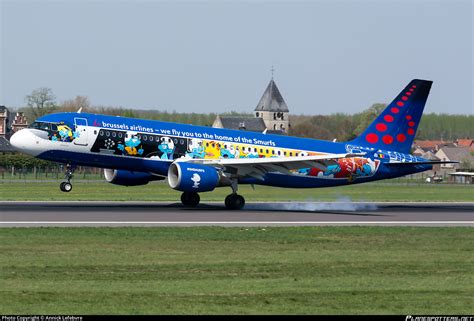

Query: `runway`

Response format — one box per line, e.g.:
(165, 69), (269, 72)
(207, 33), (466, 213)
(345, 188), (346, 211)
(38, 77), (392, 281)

(1, 201), (473, 227)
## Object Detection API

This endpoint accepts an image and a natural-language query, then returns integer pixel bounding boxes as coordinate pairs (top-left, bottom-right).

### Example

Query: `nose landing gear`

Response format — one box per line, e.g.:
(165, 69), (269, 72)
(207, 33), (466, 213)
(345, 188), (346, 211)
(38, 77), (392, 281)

(59, 164), (75, 193)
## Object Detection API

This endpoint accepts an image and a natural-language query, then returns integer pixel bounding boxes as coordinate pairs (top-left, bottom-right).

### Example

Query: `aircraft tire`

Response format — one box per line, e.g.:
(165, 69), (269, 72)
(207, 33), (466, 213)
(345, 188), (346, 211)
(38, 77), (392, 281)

(60, 182), (72, 192)
(225, 194), (245, 210)
(181, 192), (200, 207)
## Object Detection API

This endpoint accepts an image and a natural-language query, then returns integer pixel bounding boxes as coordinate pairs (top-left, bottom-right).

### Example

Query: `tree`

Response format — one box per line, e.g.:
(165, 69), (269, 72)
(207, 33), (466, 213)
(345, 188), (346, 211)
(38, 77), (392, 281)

(353, 103), (386, 136)
(60, 95), (90, 112)
(25, 87), (57, 118)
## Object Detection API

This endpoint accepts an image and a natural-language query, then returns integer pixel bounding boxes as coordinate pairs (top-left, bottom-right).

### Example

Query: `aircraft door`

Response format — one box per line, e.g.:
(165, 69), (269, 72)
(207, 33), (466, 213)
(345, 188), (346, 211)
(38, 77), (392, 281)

(74, 118), (89, 146)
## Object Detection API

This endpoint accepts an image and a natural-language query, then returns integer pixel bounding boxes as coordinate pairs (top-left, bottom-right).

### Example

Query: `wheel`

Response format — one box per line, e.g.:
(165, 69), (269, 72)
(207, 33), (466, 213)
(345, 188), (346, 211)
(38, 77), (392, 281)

(60, 182), (72, 192)
(181, 192), (200, 207)
(225, 194), (245, 210)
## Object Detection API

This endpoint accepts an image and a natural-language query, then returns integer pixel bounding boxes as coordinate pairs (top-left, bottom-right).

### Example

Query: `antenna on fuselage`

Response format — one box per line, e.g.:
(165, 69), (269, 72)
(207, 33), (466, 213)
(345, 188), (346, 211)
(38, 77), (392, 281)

(262, 129), (267, 135)
(77, 107), (82, 113)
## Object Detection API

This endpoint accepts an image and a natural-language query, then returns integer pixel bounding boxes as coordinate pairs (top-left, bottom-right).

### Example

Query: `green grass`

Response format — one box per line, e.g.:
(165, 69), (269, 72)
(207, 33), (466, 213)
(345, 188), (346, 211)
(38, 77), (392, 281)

(1, 180), (473, 202)
(0, 227), (472, 314)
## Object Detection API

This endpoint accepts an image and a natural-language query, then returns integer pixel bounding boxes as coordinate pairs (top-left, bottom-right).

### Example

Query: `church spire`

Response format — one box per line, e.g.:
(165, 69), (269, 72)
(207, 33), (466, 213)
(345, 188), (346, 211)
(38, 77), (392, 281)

(254, 78), (289, 112)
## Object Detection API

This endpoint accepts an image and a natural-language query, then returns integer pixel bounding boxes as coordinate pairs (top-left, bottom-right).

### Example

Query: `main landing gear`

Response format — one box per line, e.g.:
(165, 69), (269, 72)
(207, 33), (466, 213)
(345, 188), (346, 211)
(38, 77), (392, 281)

(59, 164), (75, 193)
(224, 194), (245, 210)
(225, 179), (245, 210)
(181, 192), (200, 207)
(179, 180), (246, 210)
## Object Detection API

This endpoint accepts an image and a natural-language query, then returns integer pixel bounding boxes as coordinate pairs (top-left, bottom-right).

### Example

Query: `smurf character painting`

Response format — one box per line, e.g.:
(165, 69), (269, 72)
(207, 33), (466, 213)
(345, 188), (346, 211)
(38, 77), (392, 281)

(56, 124), (76, 142)
(220, 143), (237, 159)
(158, 137), (175, 160)
(354, 158), (377, 178)
(186, 139), (206, 159)
(323, 164), (342, 177)
(118, 132), (144, 156)
(191, 173), (201, 189)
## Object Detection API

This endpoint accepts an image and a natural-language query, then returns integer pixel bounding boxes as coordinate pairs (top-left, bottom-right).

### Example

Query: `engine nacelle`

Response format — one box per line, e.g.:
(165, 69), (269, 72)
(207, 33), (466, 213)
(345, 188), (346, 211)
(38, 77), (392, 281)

(104, 169), (163, 186)
(168, 162), (222, 192)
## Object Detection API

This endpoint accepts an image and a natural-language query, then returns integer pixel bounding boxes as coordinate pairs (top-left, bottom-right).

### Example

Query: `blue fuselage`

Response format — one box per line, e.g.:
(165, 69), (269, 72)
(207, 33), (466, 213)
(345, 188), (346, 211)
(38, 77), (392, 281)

(16, 112), (431, 188)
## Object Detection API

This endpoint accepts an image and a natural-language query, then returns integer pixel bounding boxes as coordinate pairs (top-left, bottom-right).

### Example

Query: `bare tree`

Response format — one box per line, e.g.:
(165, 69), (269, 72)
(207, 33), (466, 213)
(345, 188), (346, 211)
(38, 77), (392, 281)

(60, 95), (91, 112)
(25, 87), (57, 118)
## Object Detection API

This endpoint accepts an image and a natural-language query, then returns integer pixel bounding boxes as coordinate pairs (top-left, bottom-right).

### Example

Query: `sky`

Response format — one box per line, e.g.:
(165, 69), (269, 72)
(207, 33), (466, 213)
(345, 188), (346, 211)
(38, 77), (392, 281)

(1, 0), (472, 115)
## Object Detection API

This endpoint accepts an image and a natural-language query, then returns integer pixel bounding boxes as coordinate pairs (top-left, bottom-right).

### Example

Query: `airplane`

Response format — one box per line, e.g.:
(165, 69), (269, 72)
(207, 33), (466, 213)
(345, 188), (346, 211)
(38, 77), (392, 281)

(9, 79), (455, 210)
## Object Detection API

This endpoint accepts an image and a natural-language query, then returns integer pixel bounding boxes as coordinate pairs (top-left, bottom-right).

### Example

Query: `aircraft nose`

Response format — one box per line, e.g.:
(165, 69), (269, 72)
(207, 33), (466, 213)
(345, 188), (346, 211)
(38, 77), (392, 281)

(9, 129), (40, 155)
(10, 129), (28, 150)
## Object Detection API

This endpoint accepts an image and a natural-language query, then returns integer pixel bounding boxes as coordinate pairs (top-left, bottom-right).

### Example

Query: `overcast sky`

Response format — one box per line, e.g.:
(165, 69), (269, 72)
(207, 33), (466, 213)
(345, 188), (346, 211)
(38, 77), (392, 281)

(1, 0), (472, 115)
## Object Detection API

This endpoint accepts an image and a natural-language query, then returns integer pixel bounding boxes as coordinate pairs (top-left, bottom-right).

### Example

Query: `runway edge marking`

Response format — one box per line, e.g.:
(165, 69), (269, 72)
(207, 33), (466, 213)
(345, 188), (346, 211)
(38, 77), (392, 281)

(1, 221), (473, 225)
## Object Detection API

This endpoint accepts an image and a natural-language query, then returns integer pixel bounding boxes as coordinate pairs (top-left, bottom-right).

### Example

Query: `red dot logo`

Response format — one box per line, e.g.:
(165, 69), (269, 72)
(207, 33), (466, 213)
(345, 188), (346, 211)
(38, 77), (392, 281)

(408, 121), (415, 127)
(407, 128), (415, 135)
(406, 92), (412, 96)
(382, 135), (394, 144)
(397, 133), (406, 142)
(409, 88), (414, 92)
(384, 115), (394, 122)
(402, 96), (408, 101)
(412, 85), (417, 88)
(406, 115), (412, 120)
(391, 107), (399, 114)
(366, 133), (379, 143)
(396, 101), (404, 107)
(376, 123), (388, 132)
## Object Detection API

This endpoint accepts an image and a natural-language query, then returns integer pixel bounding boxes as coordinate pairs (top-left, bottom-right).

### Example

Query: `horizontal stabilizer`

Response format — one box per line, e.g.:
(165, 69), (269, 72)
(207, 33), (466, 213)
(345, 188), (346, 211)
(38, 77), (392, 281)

(386, 161), (459, 166)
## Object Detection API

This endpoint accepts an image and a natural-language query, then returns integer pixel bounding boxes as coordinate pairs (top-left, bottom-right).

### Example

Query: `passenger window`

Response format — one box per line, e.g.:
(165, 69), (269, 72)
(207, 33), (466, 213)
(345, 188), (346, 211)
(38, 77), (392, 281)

(143, 135), (147, 141)
(149, 136), (154, 142)
(112, 132), (117, 138)
(106, 131), (110, 137)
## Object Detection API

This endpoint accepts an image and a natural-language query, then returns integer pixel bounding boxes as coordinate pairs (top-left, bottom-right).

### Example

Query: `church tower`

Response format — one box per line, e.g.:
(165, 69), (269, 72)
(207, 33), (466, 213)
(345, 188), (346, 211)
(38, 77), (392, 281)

(254, 79), (290, 133)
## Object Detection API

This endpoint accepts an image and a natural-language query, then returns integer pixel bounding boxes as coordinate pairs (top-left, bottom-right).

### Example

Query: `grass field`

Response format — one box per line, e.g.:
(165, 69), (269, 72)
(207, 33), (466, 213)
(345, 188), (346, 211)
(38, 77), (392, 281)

(0, 227), (472, 314)
(1, 180), (473, 202)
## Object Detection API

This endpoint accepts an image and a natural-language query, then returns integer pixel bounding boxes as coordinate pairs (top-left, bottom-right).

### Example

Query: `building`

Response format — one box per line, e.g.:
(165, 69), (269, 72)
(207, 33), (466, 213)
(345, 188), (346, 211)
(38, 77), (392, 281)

(455, 139), (474, 152)
(213, 78), (290, 135)
(212, 116), (266, 133)
(254, 79), (290, 133)
(0, 105), (28, 153)
(448, 172), (474, 184)
(412, 140), (454, 153)
(11, 112), (28, 132)
(435, 146), (473, 170)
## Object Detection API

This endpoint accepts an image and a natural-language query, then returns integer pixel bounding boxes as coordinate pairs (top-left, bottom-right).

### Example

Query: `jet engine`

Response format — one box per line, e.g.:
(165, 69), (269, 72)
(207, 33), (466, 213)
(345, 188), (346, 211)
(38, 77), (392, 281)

(104, 169), (163, 186)
(168, 162), (229, 192)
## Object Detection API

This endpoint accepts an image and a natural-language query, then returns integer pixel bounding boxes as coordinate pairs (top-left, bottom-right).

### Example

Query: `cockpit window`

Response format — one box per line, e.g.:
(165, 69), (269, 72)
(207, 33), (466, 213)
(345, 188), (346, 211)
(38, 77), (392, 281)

(29, 121), (52, 131)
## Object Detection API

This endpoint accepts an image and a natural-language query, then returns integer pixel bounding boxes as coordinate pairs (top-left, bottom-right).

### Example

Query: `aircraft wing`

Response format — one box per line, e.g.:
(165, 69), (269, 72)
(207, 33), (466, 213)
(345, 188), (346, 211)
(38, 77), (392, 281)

(180, 153), (365, 180)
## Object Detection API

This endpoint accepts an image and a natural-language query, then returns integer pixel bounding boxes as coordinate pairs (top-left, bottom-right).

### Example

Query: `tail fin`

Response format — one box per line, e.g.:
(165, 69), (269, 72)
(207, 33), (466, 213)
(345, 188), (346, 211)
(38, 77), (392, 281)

(351, 79), (433, 154)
